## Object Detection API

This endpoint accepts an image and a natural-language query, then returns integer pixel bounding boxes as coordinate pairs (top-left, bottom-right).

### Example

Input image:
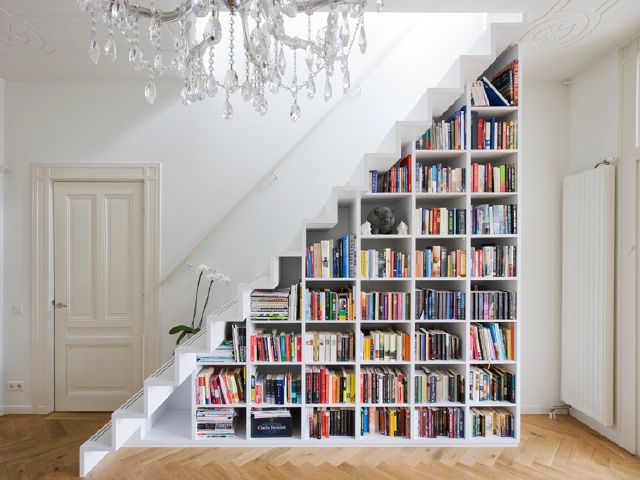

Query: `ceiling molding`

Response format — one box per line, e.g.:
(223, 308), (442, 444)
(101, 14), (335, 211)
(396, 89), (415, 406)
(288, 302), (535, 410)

(0, 5), (54, 56)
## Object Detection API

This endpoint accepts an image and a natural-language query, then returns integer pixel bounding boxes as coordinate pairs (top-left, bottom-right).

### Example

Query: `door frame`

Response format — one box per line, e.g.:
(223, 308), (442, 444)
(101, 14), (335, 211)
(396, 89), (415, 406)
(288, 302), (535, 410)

(32, 163), (160, 414)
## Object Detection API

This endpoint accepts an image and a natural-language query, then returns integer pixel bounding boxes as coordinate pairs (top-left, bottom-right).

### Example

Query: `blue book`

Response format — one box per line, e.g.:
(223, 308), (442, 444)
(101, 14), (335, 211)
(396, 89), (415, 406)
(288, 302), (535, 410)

(341, 235), (349, 277)
(482, 77), (509, 107)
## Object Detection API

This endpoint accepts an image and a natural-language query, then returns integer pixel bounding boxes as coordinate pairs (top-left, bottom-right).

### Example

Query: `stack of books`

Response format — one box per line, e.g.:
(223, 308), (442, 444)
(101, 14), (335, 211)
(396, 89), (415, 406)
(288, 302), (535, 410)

(196, 367), (246, 405)
(415, 289), (465, 320)
(361, 407), (410, 437)
(471, 288), (517, 320)
(470, 323), (515, 361)
(305, 367), (356, 404)
(414, 329), (461, 361)
(251, 370), (301, 405)
(250, 288), (294, 321)
(304, 288), (354, 320)
(196, 408), (238, 438)
(369, 154), (412, 193)
(360, 291), (411, 321)
(415, 109), (466, 151)
(471, 245), (516, 277)
(360, 248), (410, 278)
(416, 163), (465, 193)
(304, 331), (355, 363)
(251, 408), (292, 438)
(471, 408), (515, 437)
(415, 207), (466, 236)
(360, 367), (407, 404)
(361, 329), (410, 362)
(306, 236), (356, 278)
(414, 367), (464, 403)
(197, 340), (234, 363)
(471, 204), (517, 235)
(469, 366), (516, 403)
(309, 408), (355, 438)
(249, 329), (301, 362)
(416, 246), (466, 278)
(416, 407), (464, 438)
(471, 163), (517, 192)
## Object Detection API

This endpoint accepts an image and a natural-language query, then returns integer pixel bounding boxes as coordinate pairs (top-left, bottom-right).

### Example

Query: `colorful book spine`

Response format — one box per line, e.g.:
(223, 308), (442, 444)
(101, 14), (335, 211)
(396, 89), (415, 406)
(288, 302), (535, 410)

(414, 368), (464, 403)
(306, 236), (356, 278)
(304, 331), (355, 363)
(195, 367), (246, 405)
(414, 329), (461, 361)
(471, 408), (515, 437)
(471, 204), (517, 235)
(360, 249), (410, 278)
(471, 116), (518, 150)
(369, 154), (412, 193)
(471, 245), (516, 278)
(471, 163), (516, 193)
(415, 109), (467, 151)
(360, 366), (408, 404)
(469, 366), (516, 403)
(469, 323), (515, 361)
(360, 330), (410, 362)
(416, 407), (464, 438)
(470, 288), (516, 320)
(415, 163), (466, 193)
(309, 408), (355, 438)
(415, 246), (466, 278)
(360, 291), (411, 321)
(360, 407), (410, 437)
(251, 370), (301, 405)
(415, 207), (466, 236)
(415, 289), (465, 320)
(305, 367), (356, 404)
(305, 288), (354, 320)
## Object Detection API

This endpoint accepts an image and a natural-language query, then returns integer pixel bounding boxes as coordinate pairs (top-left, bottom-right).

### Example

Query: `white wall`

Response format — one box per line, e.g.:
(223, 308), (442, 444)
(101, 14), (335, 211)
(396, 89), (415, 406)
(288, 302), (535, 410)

(2, 15), (488, 412)
(520, 75), (568, 413)
(0, 78), (5, 415)
(565, 50), (637, 453)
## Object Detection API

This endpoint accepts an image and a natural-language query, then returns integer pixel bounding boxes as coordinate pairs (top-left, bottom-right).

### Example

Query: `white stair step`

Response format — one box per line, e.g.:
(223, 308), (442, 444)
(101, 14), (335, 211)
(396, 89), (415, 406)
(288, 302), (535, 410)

(79, 421), (112, 477)
(113, 388), (144, 417)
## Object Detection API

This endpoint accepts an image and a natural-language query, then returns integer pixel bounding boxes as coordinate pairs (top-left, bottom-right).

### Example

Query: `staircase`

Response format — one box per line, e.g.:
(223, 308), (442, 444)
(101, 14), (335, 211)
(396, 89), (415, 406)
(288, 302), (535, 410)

(79, 18), (523, 477)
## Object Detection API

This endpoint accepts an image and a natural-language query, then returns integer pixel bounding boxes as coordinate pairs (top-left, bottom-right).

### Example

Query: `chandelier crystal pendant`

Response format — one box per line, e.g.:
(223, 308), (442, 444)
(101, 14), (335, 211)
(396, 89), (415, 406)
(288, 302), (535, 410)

(79, 0), (382, 121)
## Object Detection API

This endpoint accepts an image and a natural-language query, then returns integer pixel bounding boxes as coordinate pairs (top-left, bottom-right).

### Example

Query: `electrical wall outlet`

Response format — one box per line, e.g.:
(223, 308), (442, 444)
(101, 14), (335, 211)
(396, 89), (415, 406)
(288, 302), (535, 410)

(7, 381), (24, 392)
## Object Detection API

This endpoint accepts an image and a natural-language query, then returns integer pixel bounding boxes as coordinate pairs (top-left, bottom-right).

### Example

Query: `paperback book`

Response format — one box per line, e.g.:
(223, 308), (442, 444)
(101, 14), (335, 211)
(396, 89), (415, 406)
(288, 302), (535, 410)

(305, 367), (356, 404)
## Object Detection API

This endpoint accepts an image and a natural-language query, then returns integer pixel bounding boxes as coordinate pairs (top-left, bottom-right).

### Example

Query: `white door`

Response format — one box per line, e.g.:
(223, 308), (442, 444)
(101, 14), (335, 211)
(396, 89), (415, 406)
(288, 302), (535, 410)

(54, 181), (144, 411)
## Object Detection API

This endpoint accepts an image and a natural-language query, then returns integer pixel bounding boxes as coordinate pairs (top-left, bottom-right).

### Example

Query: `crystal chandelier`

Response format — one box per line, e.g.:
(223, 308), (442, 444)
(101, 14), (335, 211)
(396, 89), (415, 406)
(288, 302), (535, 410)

(78, 0), (383, 120)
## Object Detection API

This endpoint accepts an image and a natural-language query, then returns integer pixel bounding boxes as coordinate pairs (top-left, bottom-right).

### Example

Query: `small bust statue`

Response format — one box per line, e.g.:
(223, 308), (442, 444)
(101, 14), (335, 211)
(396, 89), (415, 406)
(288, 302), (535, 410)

(360, 221), (372, 236)
(396, 221), (408, 235)
(367, 206), (396, 235)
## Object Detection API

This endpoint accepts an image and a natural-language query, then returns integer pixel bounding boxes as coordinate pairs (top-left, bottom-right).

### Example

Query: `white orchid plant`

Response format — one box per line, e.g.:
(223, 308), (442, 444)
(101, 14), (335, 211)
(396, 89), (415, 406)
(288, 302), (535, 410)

(169, 264), (231, 345)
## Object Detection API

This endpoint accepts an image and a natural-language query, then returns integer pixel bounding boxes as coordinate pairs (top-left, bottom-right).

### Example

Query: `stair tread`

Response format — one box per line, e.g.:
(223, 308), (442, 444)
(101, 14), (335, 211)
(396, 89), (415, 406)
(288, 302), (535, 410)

(113, 389), (145, 417)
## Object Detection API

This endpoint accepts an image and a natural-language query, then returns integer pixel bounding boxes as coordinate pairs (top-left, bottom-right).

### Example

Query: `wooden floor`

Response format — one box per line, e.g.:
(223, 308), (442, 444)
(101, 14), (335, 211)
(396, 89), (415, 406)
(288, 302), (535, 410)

(1, 413), (639, 479)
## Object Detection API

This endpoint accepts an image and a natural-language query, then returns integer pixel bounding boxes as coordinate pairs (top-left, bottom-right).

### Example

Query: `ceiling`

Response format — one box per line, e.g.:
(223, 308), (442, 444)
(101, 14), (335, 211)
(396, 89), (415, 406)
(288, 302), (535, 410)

(1, 0), (640, 81)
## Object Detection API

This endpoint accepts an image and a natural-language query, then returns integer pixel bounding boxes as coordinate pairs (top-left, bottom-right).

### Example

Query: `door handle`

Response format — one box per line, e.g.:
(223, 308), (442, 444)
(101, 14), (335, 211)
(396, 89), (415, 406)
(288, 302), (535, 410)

(55, 302), (67, 308)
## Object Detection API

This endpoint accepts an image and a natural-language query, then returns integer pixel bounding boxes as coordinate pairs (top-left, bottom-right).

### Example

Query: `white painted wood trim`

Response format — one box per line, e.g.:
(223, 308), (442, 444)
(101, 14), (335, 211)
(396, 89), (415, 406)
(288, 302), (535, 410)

(31, 164), (161, 414)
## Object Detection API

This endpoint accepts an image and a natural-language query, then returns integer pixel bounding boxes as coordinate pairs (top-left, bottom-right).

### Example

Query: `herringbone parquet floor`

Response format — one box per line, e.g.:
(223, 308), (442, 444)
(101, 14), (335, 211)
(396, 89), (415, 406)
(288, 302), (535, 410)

(1, 413), (639, 479)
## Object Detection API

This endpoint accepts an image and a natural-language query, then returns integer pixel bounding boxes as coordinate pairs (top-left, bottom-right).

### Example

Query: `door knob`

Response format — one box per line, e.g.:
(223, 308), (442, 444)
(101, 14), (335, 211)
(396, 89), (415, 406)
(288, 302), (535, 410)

(55, 302), (67, 308)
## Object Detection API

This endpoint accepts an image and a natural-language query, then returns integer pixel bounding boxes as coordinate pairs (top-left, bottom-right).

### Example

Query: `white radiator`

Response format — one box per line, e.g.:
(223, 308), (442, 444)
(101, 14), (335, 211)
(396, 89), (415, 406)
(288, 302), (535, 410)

(561, 165), (615, 427)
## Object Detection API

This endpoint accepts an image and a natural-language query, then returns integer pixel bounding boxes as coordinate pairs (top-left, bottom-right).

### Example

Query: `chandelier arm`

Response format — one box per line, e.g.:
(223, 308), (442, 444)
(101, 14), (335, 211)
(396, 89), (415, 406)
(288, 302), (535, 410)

(124, 0), (191, 23)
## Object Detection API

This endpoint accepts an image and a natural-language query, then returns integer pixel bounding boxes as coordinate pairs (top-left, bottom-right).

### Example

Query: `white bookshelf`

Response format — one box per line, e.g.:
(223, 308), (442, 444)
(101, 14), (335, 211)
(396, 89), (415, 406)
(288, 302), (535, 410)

(189, 47), (520, 446)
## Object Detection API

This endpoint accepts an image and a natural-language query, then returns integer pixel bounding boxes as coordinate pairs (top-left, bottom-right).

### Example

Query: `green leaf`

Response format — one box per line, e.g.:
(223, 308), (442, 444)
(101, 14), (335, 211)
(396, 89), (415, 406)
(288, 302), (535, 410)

(176, 331), (187, 345)
(169, 324), (191, 335)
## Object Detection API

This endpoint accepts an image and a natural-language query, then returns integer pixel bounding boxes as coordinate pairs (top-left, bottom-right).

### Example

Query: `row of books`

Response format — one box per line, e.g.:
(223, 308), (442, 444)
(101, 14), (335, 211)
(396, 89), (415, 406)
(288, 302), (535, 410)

(196, 408), (238, 438)
(360, 366), (408, 404)
(196, 367), (246, 405)
(471, 115), (518, 150)
(414, 367), (464, 404)
(250, 286), (299, 321)
(361, 329), (411, 362)
(305, 367), (356, 404)
(471, 289), (517, 320)
(416, 247), (466, 278)
(306, 236), (356, 279)
(360, 291), (411, 321)
(416, 406), (465, 438)
(472, 162), (517, 193)
(469, 366), (516, 403)
(416, 109), (467, 151)
(369, 155), (412, 193)
(360, 248), (410, 279)
(251, 370), (301, 405)
(470, 323), (515, 361)
(361, 406), (410, 437)
(470, 245), (517, 278)
(415, 207), (466, 236)
(249, 329), (302, 363)
(305, 288), (354, 321)
(471, 204), (517, 235)
(415, 288), (465, 320)
(416, 164), (466, 193)
(304, 331), (355, 363)
(308, 408), (356, 438)
(415, 329), (461, 361)
(471, 408), (515, 437)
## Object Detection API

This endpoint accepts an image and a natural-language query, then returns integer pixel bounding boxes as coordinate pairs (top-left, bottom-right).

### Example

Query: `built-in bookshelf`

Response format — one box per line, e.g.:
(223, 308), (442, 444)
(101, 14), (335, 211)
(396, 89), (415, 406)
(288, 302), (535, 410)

(189, 48), (520, 445)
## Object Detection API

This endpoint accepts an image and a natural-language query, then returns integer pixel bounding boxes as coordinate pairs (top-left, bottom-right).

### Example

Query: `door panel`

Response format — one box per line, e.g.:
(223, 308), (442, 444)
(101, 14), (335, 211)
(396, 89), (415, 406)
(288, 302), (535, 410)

(54, 182), (144, 411)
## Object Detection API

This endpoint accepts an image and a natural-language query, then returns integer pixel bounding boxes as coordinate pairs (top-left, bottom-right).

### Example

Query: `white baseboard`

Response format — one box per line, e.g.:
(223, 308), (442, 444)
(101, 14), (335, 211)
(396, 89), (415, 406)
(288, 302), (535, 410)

(3, 405), (34, 414)
(522, 406), (562, 415)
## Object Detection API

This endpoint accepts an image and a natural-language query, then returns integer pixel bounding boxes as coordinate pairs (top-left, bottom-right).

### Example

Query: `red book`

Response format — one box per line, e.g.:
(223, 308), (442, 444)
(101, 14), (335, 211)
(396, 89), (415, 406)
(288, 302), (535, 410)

(296, 336), (302, 362)
(250, 336), (255, 362)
